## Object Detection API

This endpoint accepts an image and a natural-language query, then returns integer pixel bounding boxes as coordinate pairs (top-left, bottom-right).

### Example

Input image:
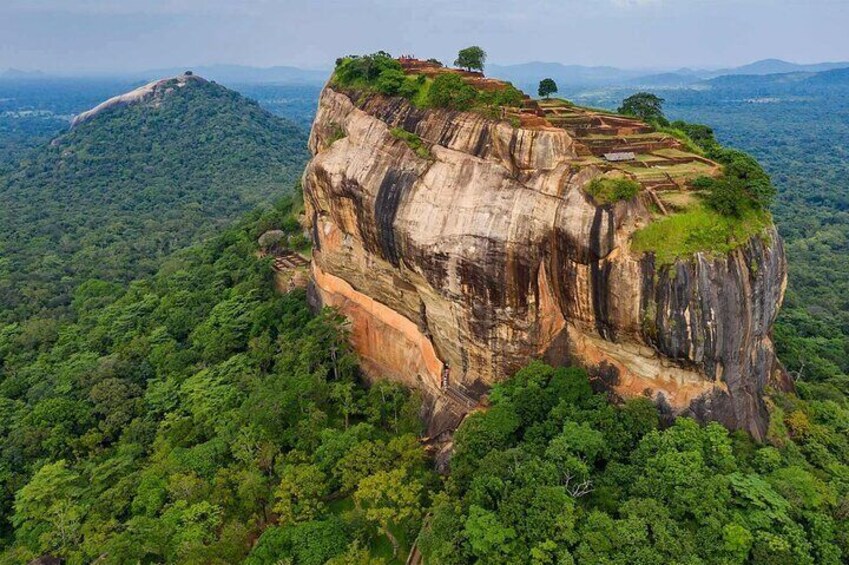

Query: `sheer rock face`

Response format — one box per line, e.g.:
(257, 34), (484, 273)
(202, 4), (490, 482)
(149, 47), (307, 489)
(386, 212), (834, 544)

(303, 86), (791, 439)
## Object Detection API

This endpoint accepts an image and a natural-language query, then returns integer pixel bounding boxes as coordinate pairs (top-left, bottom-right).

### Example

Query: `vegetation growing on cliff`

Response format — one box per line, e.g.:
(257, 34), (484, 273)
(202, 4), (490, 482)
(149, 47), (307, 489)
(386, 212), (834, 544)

(426, 73), (478, 111)
(390, 127), (432, 160)
(331, 51), (524, 115)
(333, 52), (423, 99)
(585, 177), (640, 205)
(631, 203), (771, 264)
(630, 171), (773, 265)
(624, 92), (778, 264)
(429, 74), (524, 113)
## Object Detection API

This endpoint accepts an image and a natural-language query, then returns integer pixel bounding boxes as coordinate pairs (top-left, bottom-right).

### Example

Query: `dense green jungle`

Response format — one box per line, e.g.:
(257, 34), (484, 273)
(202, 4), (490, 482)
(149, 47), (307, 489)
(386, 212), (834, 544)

(0, 66), (848, 563)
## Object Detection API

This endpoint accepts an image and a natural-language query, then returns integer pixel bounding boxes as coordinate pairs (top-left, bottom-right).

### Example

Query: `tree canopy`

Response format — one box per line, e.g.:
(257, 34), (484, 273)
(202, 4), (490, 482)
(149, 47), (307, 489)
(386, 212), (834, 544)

(427, 73), (479, 111)
(618, 91), (667, 124)
(418, 361), (849, 565)
(538, 78), (558, 99)
(454, 46), (487, 73)
(0, 195), (434, 563)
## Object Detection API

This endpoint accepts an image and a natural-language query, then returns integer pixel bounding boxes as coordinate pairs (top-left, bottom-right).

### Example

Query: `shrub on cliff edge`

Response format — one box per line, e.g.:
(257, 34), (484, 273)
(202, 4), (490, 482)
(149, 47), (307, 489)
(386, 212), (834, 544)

(669, 120), (777, 212)
(427, 73), (479, 111)
(390, 127), (432, 160)
(586, 177), (640, 205)
(334, 52), (402, 86)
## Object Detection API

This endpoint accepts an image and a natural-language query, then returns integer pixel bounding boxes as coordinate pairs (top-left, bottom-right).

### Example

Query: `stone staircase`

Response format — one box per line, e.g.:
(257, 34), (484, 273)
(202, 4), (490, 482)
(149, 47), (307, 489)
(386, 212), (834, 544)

(271, 250), (310, 272)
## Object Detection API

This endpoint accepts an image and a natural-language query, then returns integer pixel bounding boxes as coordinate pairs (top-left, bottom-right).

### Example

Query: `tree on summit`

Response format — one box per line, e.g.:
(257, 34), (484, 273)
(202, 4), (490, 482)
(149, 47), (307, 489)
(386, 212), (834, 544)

(538, 78), (558, 99)
(455, 46), (487, 73)
(618, 92), (668, 125)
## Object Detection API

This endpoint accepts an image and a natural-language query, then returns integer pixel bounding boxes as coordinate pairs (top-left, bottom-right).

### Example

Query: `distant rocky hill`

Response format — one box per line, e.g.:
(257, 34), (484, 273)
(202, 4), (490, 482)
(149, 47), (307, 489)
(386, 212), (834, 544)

(0, 74), (308, 322)
(69, 73), (205, 127)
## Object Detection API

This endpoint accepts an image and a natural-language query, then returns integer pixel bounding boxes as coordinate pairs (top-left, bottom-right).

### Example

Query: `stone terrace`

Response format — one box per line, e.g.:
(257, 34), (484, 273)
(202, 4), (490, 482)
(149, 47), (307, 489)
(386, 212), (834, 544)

(396, 58), (721, 202)
(537, 98), (720, 193)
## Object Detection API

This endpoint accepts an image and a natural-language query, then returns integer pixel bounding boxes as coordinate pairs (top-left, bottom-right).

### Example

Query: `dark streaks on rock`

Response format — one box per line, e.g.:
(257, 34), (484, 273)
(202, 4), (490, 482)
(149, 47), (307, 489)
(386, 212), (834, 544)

(637, 230), (791, 439)
(305, 85), (790, 441)
(373, 169), (417, 267)
(548, 218), (583, 321)
(311, 210), (321, 252)
(590, 207), (615, 339)
(639, 254), (658, 346)
(473, 126), (491, 158)
(409, 247), (450, 291)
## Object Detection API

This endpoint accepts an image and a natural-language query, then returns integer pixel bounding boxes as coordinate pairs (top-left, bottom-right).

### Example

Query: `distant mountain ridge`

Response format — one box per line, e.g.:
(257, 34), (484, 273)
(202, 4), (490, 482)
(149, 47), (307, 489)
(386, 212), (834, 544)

(486, 58), (849, 90)
(703, 66), (849, 89)
(713, 58), (849, 76)
(1, 64), (329, 85)
(487, 61), (647, 87)
(5, 58), (849, 89)
(0, 68), (48, 80)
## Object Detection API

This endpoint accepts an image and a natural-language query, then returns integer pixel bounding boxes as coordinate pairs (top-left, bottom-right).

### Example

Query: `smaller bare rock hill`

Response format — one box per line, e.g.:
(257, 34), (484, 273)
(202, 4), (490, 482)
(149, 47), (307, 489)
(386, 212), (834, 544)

(70, 72), (204, 127)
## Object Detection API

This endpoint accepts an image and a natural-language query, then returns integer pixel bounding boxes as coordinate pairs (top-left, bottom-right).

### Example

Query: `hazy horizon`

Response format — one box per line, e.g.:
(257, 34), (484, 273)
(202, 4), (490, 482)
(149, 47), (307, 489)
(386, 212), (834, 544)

(2, 0), (848, 74)
(7, 57), (849, 78)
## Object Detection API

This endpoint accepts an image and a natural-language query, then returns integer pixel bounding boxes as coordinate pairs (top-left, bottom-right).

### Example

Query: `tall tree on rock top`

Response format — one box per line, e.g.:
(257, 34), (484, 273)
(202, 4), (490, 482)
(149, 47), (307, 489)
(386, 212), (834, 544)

(618, 92), (668, 125)
(538, 78), (558, 99)
(455, 46), (486, 73)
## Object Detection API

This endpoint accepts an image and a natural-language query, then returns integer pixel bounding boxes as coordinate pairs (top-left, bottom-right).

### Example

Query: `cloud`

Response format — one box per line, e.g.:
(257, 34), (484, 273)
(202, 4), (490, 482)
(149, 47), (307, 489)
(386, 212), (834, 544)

(0, 0), (266, 16)
(2, 0), (664, 17)
(609, 0), (664, 7)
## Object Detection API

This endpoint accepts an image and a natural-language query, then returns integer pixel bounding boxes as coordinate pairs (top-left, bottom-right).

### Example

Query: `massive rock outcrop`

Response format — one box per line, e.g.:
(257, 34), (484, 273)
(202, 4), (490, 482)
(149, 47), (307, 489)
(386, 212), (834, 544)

(71, 73), (205, 127)
(303, 83), (791, 439)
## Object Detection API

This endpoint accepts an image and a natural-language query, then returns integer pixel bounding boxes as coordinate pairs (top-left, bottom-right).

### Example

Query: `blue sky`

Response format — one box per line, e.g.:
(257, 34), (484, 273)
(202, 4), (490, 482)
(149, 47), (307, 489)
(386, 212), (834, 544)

(2, 0), (848, 73)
